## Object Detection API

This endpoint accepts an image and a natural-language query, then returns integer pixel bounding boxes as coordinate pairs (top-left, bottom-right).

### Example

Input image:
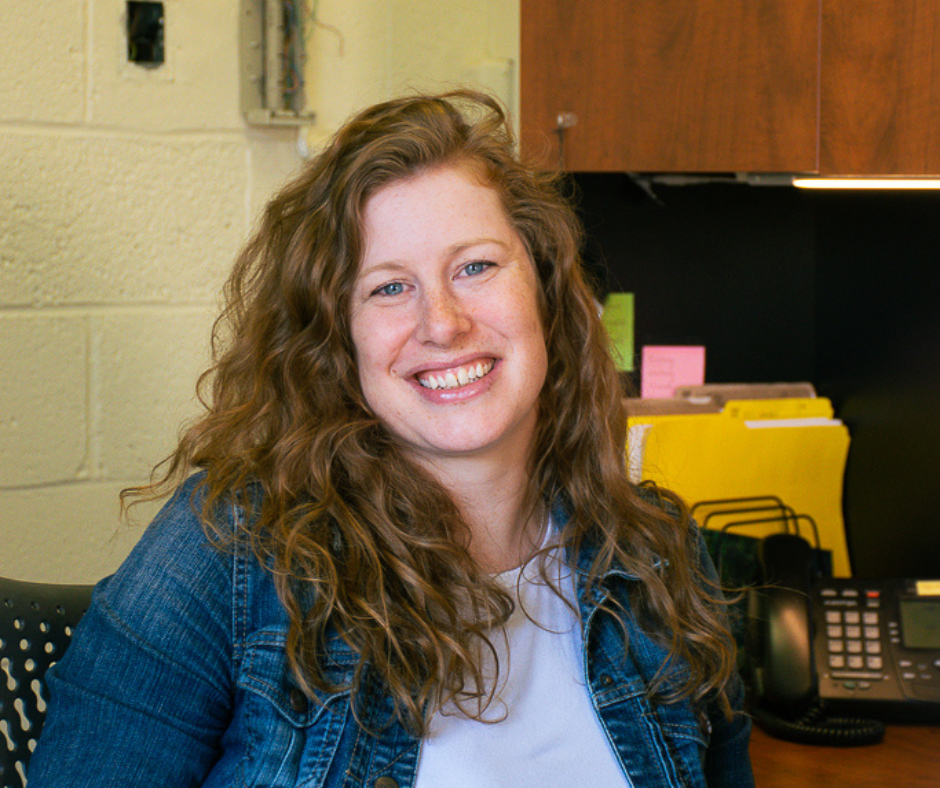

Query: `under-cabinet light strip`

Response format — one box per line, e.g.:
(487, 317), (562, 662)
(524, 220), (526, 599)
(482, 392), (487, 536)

(792, 177), (940, 189)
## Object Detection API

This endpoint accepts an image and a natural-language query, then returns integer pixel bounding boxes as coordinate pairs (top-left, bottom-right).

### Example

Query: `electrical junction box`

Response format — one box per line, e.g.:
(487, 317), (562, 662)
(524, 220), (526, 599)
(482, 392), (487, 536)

(240, 0), (316, 126)
(127, 1), (165, 66)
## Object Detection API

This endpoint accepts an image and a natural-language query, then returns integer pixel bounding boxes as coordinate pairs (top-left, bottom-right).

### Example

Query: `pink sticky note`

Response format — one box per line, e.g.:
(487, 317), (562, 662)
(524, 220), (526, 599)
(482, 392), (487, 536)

(640, 346), (706, 399)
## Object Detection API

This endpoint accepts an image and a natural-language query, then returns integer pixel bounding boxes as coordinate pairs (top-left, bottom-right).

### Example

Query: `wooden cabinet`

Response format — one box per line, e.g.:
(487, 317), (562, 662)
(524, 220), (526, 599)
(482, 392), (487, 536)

(520, 0), (819, 173)
(821, 1), (940, 175)
(521, 1), (940, 175)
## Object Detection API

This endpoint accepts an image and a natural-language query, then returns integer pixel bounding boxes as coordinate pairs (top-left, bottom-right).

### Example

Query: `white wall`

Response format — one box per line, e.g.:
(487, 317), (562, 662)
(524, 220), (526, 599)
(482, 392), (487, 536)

(0, 0), (301, 584)
(0, 0), (519, 585)
(301, 0), (519, 150)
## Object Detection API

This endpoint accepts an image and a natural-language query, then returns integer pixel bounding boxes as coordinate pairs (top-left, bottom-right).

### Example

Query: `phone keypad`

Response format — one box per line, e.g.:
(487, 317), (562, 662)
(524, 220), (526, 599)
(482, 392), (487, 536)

(820, 587), (886, 682)
(816, 581), (940, 704)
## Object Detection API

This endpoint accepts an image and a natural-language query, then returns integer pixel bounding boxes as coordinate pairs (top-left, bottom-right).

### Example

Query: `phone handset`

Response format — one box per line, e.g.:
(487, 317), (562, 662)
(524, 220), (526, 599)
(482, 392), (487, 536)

(748, 533), (885, 745)
(751, 533), (817, 715)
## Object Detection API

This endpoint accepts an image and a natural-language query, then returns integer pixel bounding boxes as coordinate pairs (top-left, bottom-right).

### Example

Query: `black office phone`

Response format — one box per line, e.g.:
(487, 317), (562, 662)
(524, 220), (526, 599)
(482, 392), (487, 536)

(812, 576), (940, 712)
(747, 533), (940, 745)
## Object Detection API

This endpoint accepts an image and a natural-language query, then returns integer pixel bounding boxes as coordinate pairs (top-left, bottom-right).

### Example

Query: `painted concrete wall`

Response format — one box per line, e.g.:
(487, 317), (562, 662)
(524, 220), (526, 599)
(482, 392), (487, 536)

(0, 0), (301, 584)
(0, 0), (519, 585)
(301, 0), (519, 149)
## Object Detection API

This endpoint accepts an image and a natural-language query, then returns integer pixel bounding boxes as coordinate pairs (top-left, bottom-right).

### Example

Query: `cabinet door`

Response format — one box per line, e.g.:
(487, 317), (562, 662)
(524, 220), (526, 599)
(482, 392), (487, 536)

(520, 0), (819, 172)
(821, 0), (940, 175)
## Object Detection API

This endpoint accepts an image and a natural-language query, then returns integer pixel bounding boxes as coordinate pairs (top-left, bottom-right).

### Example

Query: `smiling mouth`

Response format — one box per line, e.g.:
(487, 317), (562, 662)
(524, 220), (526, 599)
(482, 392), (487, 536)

(417, 359), (495, 390)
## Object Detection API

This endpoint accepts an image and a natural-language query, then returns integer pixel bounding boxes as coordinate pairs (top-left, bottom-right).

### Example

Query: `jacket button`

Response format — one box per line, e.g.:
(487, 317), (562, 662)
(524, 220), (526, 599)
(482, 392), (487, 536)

(600, 674), (614, 686)
(374, 778), (398, 788)
(289, 688), (308, 713)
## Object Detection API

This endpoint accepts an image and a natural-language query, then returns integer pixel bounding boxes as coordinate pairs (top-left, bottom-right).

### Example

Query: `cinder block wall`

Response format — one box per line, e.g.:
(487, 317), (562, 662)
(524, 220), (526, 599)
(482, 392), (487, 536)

(0, 1), (301, 583)
(0, 0), (519, 586)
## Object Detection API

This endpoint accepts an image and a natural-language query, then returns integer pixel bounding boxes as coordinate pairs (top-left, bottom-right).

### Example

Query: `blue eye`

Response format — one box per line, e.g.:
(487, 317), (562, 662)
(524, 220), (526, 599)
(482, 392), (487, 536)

(373, 282), (404, 296)
(463, 261), (491, 276)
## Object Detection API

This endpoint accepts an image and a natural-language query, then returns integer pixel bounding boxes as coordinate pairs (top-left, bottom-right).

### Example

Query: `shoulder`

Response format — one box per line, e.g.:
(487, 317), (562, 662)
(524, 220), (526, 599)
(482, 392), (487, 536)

(115, 474), (232, 578)
(560, 483), (692, 574)
(30, 476), (252, 785)
(633, 481), (685, 521)
(93, 474), (242, 638)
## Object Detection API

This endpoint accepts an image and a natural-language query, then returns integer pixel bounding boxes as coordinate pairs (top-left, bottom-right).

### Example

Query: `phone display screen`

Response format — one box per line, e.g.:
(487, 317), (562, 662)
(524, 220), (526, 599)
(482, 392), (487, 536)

(899, 599), (940, 649)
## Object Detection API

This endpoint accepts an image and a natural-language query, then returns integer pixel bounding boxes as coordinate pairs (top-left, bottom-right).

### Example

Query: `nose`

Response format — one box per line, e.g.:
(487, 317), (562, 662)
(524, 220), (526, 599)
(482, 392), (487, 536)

(416, 286), (472, 347)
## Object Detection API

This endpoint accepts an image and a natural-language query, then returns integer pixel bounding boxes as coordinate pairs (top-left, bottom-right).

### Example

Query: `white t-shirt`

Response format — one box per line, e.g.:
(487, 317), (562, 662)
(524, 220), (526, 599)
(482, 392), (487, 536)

(413, 540), (631, 788)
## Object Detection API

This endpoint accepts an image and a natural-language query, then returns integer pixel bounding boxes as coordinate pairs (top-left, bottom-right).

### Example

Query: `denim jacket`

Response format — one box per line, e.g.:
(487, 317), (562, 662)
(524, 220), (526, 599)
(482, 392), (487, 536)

(28, 476), (753, 788)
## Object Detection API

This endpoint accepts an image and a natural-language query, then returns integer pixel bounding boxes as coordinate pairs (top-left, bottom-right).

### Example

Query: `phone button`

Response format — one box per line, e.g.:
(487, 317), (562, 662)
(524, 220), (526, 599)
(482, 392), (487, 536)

(828, 640), (845, 653)
(831, 670), (883, 681)
(865, 640), (882, 654)
(827, 625), (843, 638)
(829, 655), (846, 669)
(844, 611), (861, 624)
(848, 656), (865, 669)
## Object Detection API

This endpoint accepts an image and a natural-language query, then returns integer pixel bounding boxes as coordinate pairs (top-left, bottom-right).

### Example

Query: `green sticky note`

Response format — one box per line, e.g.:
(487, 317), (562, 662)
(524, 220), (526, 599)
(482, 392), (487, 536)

(601, 292), (635, 372)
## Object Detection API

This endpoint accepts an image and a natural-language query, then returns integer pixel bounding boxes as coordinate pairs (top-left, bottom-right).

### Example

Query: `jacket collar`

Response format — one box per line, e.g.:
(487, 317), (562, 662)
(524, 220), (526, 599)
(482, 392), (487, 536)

(549, 497), (666, 592)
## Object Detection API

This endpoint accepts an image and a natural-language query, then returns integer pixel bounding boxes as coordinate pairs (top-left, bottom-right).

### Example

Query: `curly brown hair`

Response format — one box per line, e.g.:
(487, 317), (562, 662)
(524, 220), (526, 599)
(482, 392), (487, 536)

(128, 89), (737, 733)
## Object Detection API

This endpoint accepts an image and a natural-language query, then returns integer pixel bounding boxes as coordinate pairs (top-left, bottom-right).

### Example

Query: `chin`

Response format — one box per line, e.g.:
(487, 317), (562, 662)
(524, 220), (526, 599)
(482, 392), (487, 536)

(412, 423), (534, 462)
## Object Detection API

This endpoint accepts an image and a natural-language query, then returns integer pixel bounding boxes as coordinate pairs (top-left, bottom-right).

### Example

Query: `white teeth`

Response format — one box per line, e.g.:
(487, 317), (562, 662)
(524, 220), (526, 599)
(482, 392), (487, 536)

(418, 360), (494, 390)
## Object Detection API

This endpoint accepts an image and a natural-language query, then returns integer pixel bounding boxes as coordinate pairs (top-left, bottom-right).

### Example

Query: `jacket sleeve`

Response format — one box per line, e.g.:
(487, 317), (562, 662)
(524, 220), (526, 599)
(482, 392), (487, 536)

(703, 673), (754, 787)
(26, 477), (236, 787)
(694, 525), (756, 788)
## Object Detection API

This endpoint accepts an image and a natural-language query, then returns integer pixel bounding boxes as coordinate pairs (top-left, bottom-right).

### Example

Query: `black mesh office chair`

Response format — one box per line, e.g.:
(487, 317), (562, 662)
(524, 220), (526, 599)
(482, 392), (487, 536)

(0, 577), (94, 788)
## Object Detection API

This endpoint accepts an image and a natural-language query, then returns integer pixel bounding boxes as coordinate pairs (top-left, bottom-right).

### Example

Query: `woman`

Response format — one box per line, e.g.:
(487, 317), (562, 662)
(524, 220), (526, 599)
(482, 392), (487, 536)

(28, 91), (753, 787)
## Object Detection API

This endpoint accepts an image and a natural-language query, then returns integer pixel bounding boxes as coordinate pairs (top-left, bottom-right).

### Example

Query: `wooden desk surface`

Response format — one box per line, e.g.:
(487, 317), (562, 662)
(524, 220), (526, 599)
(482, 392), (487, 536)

(749, 723), (940, 788)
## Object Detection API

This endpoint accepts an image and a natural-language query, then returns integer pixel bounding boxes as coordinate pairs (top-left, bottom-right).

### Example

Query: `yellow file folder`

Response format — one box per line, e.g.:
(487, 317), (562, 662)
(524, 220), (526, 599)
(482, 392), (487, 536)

(628, 398), (852, 576)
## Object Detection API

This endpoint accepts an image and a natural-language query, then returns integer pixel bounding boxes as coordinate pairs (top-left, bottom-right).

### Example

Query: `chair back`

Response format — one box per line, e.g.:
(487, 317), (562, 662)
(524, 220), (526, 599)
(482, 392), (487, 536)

(0, 577), (94, 788)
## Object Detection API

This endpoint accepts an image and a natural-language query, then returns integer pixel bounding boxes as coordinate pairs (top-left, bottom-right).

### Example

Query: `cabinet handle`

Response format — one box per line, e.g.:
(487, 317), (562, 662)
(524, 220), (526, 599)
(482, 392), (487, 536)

(553, 112), (578, 169)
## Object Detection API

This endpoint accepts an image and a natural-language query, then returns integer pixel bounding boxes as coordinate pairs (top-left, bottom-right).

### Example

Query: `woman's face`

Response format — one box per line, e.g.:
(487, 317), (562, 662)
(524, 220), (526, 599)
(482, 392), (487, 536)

(349, 164), (548, 469)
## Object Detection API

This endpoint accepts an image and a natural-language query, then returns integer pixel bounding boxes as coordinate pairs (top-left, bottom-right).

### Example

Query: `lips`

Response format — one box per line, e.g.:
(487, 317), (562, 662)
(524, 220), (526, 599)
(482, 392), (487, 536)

(416, 359), (495, 390)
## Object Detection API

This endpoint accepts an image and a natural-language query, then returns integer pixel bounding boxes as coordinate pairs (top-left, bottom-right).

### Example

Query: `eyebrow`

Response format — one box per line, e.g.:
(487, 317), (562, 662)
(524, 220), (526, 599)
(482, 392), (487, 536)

(359, 237), (512, 277)
(447, 237), (510, 256)
(355, 261), (408, 285)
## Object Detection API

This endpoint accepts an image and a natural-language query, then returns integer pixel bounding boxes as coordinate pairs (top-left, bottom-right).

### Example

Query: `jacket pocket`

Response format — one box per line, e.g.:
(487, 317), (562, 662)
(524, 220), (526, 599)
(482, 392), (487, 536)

(235, 630), (355, 787)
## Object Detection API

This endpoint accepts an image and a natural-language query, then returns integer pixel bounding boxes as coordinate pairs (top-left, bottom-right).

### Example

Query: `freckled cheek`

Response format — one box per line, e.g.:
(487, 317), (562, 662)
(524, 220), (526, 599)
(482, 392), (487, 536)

(522, 313), (549, 382)
(511, 298), (548, 344)
(354, 326), (414, 382)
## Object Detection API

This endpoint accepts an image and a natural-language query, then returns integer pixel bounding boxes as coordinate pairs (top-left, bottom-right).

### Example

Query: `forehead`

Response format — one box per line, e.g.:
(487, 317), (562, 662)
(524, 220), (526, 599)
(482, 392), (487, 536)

(358, 165), (517, 265)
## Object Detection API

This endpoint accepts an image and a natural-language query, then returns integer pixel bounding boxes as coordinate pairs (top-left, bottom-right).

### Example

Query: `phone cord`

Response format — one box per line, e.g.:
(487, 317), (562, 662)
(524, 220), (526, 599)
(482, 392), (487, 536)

(754, 699), (886, 746)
